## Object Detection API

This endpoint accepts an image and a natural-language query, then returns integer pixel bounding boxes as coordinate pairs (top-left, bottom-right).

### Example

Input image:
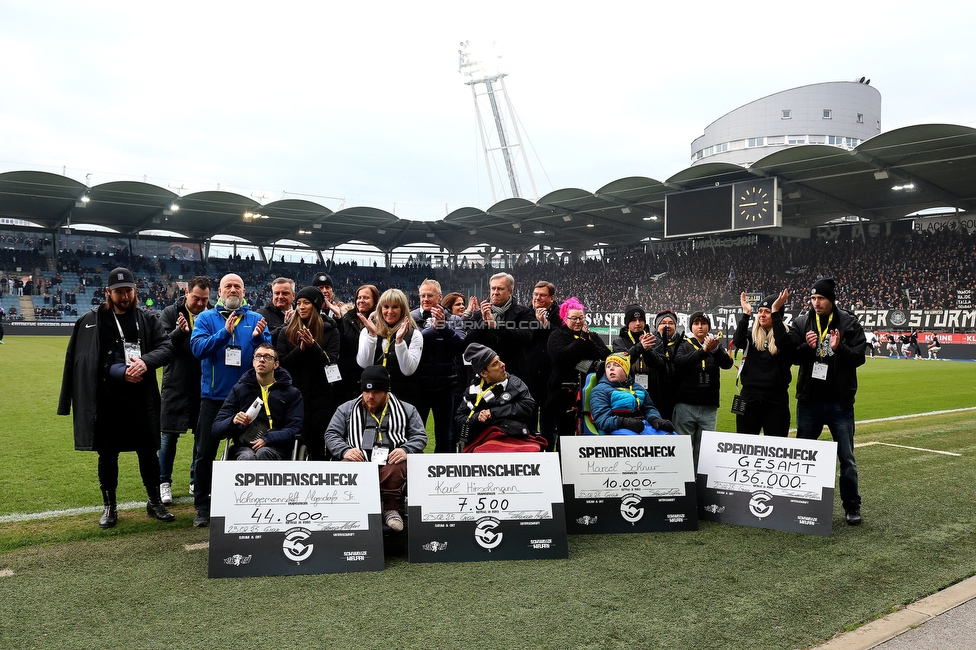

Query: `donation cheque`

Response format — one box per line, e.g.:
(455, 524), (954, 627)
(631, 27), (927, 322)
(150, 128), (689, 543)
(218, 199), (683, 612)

(407, 453), (567, 563)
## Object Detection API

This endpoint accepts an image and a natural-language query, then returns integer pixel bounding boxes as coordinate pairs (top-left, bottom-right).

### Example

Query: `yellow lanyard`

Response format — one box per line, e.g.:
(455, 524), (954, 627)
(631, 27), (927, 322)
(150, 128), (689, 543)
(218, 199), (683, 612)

(685, 337), (707, 369)
(381, 335), (393, 367)
(369, 402), (389, 444)
(187, 310), (195, 330)
(223, 311), (244, 345)
(815, 313), (834, 344)
(468, 380), (498, 418)
(259, 383), (274, 429)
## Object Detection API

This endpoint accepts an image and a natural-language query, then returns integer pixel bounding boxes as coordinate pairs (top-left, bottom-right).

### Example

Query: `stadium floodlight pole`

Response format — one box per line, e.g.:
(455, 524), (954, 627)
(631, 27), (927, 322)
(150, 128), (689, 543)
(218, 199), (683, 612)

(458, 40), (534, 202)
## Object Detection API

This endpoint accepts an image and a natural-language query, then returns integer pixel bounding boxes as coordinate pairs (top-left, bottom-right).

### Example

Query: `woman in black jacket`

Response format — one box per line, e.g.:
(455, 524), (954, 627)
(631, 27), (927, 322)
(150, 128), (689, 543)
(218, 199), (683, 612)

(336, 284), (378, 403)
(277, 286), (340, 460)
(732, 290), (793, 437)
(546, 296), (609, 437)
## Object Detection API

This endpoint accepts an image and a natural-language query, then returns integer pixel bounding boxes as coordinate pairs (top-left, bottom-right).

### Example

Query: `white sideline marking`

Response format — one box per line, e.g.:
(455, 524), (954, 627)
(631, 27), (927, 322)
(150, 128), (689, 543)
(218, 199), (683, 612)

(0, 496), (193, 524)
(0, 569), (14, 578)
(5, 407), (974, 524)
(856, 441), (962, 457)
(184, 542), (209, 551)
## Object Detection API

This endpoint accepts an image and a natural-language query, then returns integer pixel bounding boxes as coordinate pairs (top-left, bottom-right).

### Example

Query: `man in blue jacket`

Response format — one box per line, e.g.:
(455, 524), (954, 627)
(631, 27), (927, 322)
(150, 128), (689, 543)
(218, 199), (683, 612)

(212, 343), (304, 460)
(190, 273), (270, 527)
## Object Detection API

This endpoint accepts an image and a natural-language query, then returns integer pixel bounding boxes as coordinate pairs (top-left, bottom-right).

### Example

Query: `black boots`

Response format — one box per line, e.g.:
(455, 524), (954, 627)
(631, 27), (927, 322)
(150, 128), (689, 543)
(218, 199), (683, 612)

(99, 490), (118, 529)
(147, 487), (176, 523)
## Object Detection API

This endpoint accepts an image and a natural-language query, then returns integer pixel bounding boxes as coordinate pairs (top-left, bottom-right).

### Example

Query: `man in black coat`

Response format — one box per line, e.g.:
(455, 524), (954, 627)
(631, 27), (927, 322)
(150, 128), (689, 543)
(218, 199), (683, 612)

(157, 276), (211, 504)
(58, 267), (175, 528)
(257, 276), (295, 347)
(786, 277), (866, 526)
(464, 272), (536, 383)
(524, 280), (561, 450)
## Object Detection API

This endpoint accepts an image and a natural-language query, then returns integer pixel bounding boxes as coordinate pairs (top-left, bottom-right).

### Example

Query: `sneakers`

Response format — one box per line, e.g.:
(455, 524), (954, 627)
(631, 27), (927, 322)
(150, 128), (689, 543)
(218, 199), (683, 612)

(383, 509), (404, 532)
(159, 482), (173, 505)
(845, 507), (862, 526)
(193, 510), (210, 528)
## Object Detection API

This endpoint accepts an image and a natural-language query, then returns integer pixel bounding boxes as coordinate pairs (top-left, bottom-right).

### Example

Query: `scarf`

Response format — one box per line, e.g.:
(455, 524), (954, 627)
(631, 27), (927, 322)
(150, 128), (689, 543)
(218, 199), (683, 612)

(345, 393), (410, 449)
(490, 296), (513, 320)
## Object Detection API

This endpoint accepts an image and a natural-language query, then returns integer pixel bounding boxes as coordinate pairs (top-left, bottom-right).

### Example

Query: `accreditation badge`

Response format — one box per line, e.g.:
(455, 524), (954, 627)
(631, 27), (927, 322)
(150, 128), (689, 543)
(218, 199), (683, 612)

(812, 362), (828, 380)
(635, 373), (649, 389)
(123, 342), (142, 367)
(371, 446), (389, 466)
(325, 364), (342, 383)
(225, 345), (242, 367)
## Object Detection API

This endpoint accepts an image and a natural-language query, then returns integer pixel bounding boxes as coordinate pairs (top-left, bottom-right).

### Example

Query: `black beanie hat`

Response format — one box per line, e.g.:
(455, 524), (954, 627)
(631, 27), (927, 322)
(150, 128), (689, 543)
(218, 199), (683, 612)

(811, 278), (836, 304)
(624, 304), (646, 325)
(463, 343), (498, 376)
(296, 286), (324, 312)
(311, 272), (333, 288)
(360, 365), (391, 392)
(757, 295), (783, 313)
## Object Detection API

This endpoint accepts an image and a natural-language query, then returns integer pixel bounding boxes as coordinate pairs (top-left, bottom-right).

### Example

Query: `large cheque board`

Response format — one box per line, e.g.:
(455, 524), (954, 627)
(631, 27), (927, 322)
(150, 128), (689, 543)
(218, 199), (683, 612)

(696, 431), (838, 536)
(208, 461), (385, 578)
(560, 436), (698, 534)
(407, 453), (567, 563)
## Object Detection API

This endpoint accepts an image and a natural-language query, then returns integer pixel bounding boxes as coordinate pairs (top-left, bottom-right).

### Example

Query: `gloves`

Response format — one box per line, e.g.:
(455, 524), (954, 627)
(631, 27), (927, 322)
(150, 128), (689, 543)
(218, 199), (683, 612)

(649, 417), (675, 433)
(618, 417), (645, 433)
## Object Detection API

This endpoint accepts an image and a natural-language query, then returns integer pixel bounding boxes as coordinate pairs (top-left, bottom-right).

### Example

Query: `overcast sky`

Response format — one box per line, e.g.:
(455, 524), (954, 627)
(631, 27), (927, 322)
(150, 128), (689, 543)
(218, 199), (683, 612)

(2, 1), (974, 222)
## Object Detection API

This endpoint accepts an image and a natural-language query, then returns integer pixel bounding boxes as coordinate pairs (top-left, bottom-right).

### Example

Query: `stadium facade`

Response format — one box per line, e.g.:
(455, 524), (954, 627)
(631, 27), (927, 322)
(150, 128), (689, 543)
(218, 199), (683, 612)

(690, 80), (882, 167)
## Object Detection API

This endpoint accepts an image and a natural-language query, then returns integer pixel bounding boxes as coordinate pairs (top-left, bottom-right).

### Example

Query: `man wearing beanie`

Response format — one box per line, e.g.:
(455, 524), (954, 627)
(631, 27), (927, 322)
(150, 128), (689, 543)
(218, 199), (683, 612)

(311, 272), (342, 322)
(787, 277), (866, 525)
(673, 311), (733, 468)
(454, 343), (539, 451)
(612, 303), (659, 396)
(651, 309), (682, 420)
(325, 365), (427, 532)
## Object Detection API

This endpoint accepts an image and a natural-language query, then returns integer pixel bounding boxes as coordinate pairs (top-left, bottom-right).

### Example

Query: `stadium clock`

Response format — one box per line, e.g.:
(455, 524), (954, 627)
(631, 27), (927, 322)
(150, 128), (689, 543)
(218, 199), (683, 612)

(732, 178), (778, 231)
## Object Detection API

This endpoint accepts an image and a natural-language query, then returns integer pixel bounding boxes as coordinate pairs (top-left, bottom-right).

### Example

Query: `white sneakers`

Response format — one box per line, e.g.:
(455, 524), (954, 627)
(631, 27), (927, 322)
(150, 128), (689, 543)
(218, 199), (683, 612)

(160, 482), (173, 505)
(383, 509), (404, 532)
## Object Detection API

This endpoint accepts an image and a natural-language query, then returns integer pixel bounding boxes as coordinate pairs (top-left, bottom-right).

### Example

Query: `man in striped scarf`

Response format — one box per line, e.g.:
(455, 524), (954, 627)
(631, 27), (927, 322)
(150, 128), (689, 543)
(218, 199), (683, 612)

(325, 365), (428, 532)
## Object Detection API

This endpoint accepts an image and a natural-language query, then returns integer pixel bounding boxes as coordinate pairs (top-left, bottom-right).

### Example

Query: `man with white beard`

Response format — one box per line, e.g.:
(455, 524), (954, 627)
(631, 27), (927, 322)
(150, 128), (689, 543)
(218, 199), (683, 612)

(189, 273), (270, 527)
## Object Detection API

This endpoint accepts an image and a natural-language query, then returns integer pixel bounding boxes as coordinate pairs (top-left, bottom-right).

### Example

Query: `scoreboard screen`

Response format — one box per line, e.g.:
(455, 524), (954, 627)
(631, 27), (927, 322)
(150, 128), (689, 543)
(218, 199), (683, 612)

(664, 185), (733, 238)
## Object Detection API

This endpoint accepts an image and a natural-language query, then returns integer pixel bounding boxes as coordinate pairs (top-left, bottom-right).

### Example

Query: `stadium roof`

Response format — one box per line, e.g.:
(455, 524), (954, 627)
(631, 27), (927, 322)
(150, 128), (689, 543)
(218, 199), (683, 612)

(2, 123), (975, 254)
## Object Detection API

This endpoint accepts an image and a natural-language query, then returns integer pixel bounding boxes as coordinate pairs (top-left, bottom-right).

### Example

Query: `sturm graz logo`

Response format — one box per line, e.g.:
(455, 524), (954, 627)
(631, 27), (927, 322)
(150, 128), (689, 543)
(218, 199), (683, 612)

(474, 517), (503, 551)
(619, 494), (645, 524)
(890, 310), (908, 327)
(748, 491), (774, 519)
(282, 527), (314, 564)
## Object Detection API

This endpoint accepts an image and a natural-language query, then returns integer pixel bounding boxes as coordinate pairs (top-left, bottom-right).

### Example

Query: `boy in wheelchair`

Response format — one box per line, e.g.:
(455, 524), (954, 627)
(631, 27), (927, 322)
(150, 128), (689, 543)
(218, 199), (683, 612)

(589, 354), (675, 436)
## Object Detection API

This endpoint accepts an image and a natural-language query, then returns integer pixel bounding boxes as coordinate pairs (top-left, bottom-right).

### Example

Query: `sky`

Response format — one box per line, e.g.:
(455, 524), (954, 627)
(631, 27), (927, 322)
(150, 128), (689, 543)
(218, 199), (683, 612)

(2, 1), (975, 223)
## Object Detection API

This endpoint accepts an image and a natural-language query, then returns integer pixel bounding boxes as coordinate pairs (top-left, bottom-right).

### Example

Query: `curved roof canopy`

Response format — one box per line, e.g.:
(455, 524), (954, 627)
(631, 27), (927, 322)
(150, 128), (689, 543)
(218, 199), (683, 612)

(2, 123), (974, 253)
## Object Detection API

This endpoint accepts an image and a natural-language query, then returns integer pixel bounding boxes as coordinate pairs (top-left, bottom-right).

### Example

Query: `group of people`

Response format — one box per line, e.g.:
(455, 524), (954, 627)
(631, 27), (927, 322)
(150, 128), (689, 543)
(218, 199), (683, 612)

(58, 266), (866, 532)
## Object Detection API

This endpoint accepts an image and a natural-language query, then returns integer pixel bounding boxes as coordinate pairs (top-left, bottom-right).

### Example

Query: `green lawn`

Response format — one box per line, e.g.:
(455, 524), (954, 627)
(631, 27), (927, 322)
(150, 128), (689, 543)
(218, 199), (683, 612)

(1, 336), (975, 649)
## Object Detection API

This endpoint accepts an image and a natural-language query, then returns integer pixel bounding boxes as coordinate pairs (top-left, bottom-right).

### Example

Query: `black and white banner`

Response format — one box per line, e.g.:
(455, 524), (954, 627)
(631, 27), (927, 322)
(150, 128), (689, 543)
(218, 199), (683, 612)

(208, 461), (385, 578)
(560, 436), (698, 534)
(407, 453), (567, 563)
(696, 431), (837, 537)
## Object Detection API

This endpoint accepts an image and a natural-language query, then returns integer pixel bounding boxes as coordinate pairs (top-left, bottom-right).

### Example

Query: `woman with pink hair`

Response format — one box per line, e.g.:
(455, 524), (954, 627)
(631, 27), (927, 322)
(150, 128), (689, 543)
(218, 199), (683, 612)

(545, 296), (609, 438)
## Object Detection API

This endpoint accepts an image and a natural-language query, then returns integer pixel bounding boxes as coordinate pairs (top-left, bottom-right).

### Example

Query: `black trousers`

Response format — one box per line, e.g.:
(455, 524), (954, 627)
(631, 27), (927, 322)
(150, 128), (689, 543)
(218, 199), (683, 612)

(734, 392), (791, 437)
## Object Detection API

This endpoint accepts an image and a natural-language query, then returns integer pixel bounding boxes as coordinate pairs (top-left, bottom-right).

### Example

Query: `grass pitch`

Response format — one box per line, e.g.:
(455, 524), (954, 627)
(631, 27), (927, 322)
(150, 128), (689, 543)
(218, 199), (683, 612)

(1, 336), (975, 649)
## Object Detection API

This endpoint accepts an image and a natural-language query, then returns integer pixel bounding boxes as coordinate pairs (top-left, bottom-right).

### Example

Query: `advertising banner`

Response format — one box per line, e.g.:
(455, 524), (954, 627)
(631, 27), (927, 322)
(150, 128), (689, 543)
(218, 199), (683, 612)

(407, 453), (567, 563)
(560, 436), (698, 534)
(697, 431), (837, 536)
(208, 461), (385, 578)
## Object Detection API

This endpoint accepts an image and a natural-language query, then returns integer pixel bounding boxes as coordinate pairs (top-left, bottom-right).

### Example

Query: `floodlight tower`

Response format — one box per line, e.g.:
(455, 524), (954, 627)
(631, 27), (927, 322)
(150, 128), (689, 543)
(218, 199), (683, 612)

(458, 40), (538, 203)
